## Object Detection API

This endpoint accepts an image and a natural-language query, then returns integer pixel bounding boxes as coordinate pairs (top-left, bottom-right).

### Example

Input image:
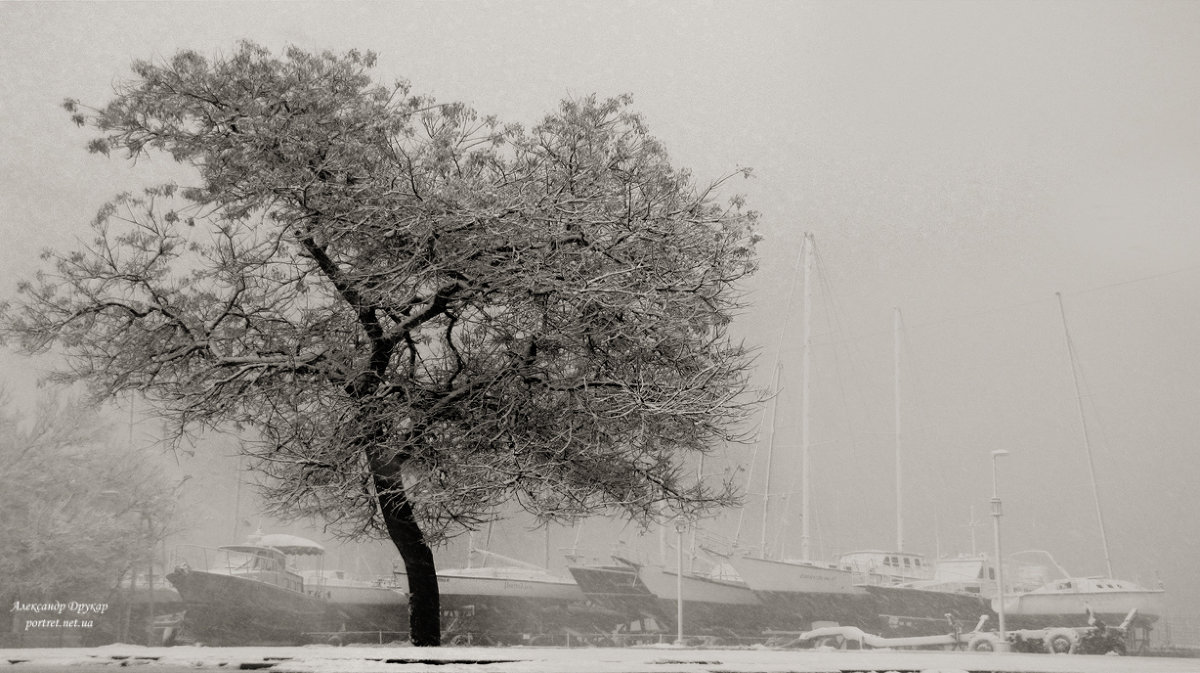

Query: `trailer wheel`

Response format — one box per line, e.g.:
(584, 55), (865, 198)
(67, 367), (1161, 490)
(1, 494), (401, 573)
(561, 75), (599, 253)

(1046, 631), (1076, 654)
(968, 636), (995, 651)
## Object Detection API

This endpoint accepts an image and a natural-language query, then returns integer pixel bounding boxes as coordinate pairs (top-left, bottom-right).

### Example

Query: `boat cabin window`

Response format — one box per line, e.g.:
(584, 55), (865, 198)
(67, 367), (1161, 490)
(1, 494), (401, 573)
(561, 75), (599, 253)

(903, 557), (911, 568)
(988, 568), (996, 580)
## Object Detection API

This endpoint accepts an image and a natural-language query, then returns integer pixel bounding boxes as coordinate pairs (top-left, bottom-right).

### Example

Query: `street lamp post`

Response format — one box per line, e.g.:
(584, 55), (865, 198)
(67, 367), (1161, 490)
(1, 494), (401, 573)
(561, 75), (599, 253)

(141, 511), (156, 647)
(675, 518), (687, 646)
(990, 449), (1010, 653)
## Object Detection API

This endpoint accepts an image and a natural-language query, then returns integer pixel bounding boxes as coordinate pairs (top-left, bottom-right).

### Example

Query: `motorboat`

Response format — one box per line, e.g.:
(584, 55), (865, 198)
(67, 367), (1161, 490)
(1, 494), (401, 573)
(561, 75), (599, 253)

(166, 533), (329, 644)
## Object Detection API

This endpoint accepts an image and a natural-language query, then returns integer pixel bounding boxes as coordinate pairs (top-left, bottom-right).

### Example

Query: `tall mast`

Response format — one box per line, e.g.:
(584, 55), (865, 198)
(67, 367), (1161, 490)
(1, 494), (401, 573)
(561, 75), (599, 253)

(1056, 292), (1115, 578)
(759, 364), (781, 556)
(742, 236), (806, 555)
(799, 232), (814, 561)
(894, 307), (904, 552)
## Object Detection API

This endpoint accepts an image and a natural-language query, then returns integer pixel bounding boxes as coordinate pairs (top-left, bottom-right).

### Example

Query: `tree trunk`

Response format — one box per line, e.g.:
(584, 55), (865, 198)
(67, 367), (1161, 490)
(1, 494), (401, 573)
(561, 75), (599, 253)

(372, 465), (441, 646)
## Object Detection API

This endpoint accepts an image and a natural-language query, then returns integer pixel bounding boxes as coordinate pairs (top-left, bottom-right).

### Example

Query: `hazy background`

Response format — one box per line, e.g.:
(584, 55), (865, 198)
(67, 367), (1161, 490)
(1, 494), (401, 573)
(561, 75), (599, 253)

(3, 1), (1199, 626)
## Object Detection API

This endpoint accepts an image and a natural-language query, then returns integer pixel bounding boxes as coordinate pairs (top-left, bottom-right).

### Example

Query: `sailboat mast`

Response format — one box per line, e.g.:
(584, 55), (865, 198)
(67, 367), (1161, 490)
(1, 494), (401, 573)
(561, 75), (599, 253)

(1055, 292), (1115, 578)
(232, 454), (244, 541)
(759, 364), (780, 556)
(799, 232), (814, 561)
(894, 307), (904, 553)
(743, 235), (806, 554)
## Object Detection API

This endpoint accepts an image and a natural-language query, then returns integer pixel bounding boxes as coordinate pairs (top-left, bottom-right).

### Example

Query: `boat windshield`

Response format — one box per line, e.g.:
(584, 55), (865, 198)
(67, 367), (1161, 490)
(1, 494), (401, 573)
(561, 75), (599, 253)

(172, 544), (289, 575)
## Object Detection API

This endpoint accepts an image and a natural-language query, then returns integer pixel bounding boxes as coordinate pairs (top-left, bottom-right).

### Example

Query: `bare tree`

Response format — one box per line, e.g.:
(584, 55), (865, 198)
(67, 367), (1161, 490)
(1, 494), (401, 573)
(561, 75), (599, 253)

(0, 391), (179, 616)
(1, 43), (761, 645)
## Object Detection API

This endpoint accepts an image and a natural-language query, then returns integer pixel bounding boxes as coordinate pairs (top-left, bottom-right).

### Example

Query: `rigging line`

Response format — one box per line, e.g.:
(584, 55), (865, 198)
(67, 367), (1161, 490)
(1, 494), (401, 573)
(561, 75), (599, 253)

(895, 309), (955, 551)
(1067, 262), (1200, 296)
(899, 264), (1200, 334)
(810, 243), (870, 448)
(770, 244), (822, 558)
(733, 233), (806, 549)
(791, 240), (876, 556)
(813, 240), (887, 470)
(1056, 292), (1115, 579)
(899, 296), (1051, 333)
(894, 307), (903, 553)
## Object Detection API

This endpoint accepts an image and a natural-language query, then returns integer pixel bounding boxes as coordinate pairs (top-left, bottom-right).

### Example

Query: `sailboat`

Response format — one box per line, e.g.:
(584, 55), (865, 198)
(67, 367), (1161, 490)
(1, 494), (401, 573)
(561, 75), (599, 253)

(995, 550), (1164, 630)
(566, 519), (772, 639)
(424, 548), (586, 606)
(299, 567), (409, 638)
(565, 560), (663, 631)
(617, 551), (770, 640)
(989, 295), (1167, 641)
(395, 541), (626, 644)
(728, 236), (993, 635)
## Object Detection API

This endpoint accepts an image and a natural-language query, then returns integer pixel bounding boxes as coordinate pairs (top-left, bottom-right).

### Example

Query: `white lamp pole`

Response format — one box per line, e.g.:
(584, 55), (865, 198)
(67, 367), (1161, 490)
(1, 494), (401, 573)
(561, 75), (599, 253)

(990, 449), (1010, 653)
(675, 518), (687, 646)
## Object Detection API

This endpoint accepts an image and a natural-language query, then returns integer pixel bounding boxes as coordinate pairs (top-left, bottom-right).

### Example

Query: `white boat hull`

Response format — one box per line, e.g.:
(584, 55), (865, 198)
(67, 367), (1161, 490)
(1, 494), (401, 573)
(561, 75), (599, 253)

(432, 570), (585, 602)
(634, 565), (761, 605)
(727, 554), (868, 595)
(998, 589), (1165, 626)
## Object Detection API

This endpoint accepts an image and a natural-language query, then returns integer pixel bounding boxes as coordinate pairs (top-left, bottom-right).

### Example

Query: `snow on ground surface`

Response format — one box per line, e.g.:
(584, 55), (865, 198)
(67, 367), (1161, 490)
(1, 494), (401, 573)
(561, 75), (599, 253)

(2, 645), (1200, 673)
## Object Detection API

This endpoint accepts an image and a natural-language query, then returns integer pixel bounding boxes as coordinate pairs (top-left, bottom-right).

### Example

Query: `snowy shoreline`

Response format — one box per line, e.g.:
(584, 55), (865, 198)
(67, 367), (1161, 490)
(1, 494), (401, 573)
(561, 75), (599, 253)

(3, 644), (1200, 673)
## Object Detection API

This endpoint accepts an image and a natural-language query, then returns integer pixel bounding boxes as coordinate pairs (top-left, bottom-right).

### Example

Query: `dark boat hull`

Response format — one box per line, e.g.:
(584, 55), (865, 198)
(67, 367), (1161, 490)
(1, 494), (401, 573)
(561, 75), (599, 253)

(569, 564), (775, 638)
(749, 589), (881, 632)
(567, 565), (663, 626)
(167, 568), (328, 644)
(861, 584), (994, 636)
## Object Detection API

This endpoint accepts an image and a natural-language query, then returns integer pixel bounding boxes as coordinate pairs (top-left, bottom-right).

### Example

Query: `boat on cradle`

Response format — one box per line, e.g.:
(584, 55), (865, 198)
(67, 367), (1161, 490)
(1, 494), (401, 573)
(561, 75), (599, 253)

(727, 549), (956, 634)
(166, 533), (331, 645)
(1000, 577), (1165, 629)
(727, 240), (983, 637)
(996, 551), (1164, 631)
(94, 574), (183, 646)
(433, 562), (586, 605)
(396, 549), (617, 644)
(856, 553), (997, 637)
(299, 569), (409, 640)
(621, 557), (771, 641)
(906, 553), (998, 596)
(566, 562), (663, 632)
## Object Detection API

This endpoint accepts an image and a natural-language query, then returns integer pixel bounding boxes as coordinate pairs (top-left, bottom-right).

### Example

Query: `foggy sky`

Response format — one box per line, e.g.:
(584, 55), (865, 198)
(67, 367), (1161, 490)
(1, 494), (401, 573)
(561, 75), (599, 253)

(2, 1), (1199, 621)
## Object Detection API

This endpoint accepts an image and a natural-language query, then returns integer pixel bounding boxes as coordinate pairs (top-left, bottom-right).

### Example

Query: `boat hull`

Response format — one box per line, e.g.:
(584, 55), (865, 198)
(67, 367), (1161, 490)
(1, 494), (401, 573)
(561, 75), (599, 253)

(727, 555), (867, 594)
(633, 564), (772, 637)
(395, 566), (617, 642)
(567, 564), (663, 625)
(727, 555), (880, 631)
(434, 571), (584, 604)
(998, 589), (1165, 629)
(317, 582), (408, 636)
(729, 555), (1000, 635)
(862, 584), (994, 635)
(167, 568), (328, 644)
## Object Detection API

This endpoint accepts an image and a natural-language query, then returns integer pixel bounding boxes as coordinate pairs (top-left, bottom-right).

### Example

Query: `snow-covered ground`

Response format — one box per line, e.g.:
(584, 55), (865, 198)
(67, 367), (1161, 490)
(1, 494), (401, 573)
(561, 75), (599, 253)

(2, 644), (1200, 673)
